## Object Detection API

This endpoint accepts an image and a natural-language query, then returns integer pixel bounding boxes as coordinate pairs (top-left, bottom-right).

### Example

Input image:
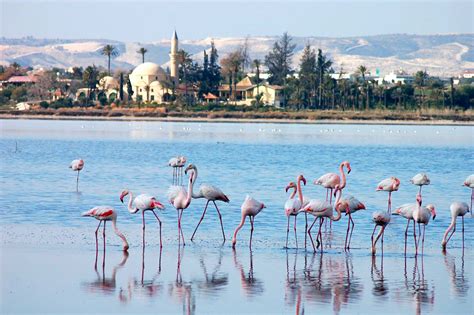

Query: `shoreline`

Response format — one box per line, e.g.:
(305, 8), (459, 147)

(1, 113), (473, 126)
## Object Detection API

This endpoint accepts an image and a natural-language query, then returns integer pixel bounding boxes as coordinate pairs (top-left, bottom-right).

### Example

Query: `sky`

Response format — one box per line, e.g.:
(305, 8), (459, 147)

(1, 0), (473, 41)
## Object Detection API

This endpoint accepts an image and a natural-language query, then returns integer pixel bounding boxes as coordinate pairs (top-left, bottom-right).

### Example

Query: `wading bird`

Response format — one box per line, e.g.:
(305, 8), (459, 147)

(463, 174), (474, 217)
(441, 201), (470, 250)
(302, 199), (341, 252)
(69, 159), (84, 192)
(314, 161), (351, 204)
(413, 195), (436, 255)
(376, 177), (400, 212)
(168, 164), (196, 246)
(284, 175), (308, 249)
(341, 195), (366, 250)
(187, 164), (229, 242)
(232, 195), (265, 250)
(410, 173), (430, 195)
(371, 210), (391, 256)
(82, 206), (129, 252)
(120, 190), (165, 247)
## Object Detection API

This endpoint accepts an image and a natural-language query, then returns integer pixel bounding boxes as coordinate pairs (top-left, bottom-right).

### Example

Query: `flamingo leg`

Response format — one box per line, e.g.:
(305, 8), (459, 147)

(345, 213), (351, 250)
(177, 209), (181, 246)
(213, 201), (226, 242)
(94, 220), (102, 268)
(304, 213), (308, 249)
(142, 210), (146, 247)
(373, 226), (384, 256)
(307, 217), (318, 252)
(326, 189), (328, 201)
(317, 218), (324, 252)
(348, 214), (355, 249)
(446, 222), (456, 243)
(462, 216), (464, 248)
(388, 191), (392, 213)
(417, 223), (422, 254)
(249, 216), (254, 250)
(471, 191), (473, 218)
(371, 225), (378, 255)
(404, 219), (410, 255)
(294, 215), (298, 249)
(191, 200), (209, 241)
(151, 210), (162, 248)
(422, 224), (426, 256)
(413, 219), (419, 255)
(286, 216), (290, 248)
(381, 226), (385, 255)
(102, 221), (106, 268)
(179, 209), (186, 246)
(76, 170), (80, 192)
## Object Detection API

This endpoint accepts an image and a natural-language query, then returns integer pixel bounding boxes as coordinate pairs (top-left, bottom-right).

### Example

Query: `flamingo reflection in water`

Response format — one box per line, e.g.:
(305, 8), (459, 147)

(168, 246), (195, 315)
(443, 250), (470, 299)
(232, 248), (264, 299)
(82, 250), (129, 297)
(196, 250), (228, 297)
(371, 255), (389, 299)
(399, 255), (435, 315)
(285, 250), (304, 314)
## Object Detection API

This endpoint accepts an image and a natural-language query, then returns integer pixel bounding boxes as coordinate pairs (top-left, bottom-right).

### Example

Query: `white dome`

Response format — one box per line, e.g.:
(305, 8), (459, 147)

(98, 76), (119, 89)
(131, 62), (167, 78)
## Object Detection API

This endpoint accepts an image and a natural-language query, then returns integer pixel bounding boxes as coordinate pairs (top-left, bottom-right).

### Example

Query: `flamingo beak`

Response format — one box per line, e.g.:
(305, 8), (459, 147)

(285, 185), (290, 193)
(120, 195), (124, 203)
(153, 201), (165, 209)
(359, 202), (366, 209)
(347, 168), (351, 174)
(302, 177), (307, 185)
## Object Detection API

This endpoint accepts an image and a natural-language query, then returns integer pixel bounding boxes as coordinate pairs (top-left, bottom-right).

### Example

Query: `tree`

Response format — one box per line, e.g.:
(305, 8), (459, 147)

(357, 65), (369, 110)
(414, 70), (429, 108)
(220, 51), (243, 103)
(315, 49), (332, 108)
(83, 65), (99, 100)
(265, 32), (296, 86)
(137, 47), (148, 63)
(298, 44), (316, 108)
(101, 45), (118, 75)
(252, 59), (262, 102)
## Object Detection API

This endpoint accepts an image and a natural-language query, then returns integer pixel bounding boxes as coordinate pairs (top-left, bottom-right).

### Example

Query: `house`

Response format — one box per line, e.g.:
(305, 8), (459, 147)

(375, 71), (414, 85)
(218, 76), (284, 107)
(16, 102), (31, 110)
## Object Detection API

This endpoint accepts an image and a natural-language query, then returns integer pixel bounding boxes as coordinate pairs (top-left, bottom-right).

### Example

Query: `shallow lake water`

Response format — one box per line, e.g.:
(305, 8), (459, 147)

(0, 119), (473, 314)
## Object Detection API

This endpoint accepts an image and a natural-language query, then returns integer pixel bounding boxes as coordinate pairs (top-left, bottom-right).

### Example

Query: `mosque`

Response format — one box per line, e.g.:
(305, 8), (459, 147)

(78, 31), (180, 103)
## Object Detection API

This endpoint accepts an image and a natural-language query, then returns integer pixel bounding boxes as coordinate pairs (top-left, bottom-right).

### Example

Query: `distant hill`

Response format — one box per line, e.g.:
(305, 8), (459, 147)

(1, 34), (473, 77)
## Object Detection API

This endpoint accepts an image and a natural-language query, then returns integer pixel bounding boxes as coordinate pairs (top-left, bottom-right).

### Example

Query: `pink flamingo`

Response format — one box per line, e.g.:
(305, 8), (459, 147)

(463, 174), (474, 217)
(284, 175), (308, 249)
(371, 210), (391, 256)
(314, 161), (351, 204)
(410, 173), (430, 196)
(169, 156), (186, 185)
(413, 195), (436, 255)
(188, 164), (229, 242)
(231, 195), (266, 249)
(302, 199), (341, 252)
(81, 206), (129, 252)
(120, 190), (165, 247)
(376, 177), (400, 212)
(441, 201), (470, 250)
(69, 159), (84, 191)
(341, 195), (366, 250)
(393, 202), (418, 254)
(168, 164), (196, 246)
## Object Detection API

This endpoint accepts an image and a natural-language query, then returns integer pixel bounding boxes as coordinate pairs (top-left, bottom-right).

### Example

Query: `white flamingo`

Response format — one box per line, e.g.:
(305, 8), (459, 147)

(376, 177), (400, 212)
(441, 202), (470, 250)
(232, 195), (266, 249)
(82, 206), (129, 252)
(168, 164), (196, 246)
(284, 175), (308, 249)
(120, 190), (165, 247)
(69, 159), (84, 191)
(187, 164), (229, 242)
(314, 161), (351, 204)
(341, 195), (366, 250)
(413, 195), (436, 255)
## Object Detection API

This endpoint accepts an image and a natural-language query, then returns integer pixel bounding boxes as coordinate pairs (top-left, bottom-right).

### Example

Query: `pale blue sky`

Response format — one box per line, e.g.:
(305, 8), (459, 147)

(1, 0), (472, 41)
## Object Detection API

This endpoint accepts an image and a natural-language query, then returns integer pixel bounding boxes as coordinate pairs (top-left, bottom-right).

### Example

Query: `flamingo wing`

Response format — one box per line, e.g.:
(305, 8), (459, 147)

(315, 173), (340, 188)
(464, 174), (474, 188)
(242, 195), (264, 212)
(285, 197), (302, 215)
(200, 184), (229, 202)
(82, 206), (115, 220)
(394, 203), (416, 218)
(167, 185), (187, 204)
(303, 199), (332, 214)
(411, 173), (430, 186)
(344, 195), (366, 213)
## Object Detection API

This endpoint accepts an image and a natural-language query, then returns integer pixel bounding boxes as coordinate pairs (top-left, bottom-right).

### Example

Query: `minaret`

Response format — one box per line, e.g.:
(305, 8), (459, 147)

(170, 30), (179, 86)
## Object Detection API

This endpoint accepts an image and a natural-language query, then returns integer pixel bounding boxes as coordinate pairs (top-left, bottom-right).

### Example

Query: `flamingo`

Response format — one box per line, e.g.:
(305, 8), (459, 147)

(441, 201), (470, 250)
(81, 206), (129, 252)
(69, 159), (84, 192)
(231, 195), (265, 249)
(371, 210), (391, 256)
(413, 195), (436, 255)
(187, 164), (229, 242)
(393, 202), (418, 254)
(120, 190), (165, 248)
(410, 173), (430, 194)
(177, 156), (187, 183)
(284, 175), (308, 249)
(376, 177), (400, 212)
(168, 164), (196, 246)
(169, 157), (180, 185)
(301, 199), (341, 252)
(463, 174), (474, 217)
(314, 161), (351, 204)
(341, 195), (366, 250)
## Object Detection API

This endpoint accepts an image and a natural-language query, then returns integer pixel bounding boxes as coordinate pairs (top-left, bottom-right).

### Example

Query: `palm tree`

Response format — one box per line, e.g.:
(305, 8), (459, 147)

(253, 59), (262, 106)
(357, 65), (369, 110)
(101, 45), (118, 75)
(137, 47), (148, 63)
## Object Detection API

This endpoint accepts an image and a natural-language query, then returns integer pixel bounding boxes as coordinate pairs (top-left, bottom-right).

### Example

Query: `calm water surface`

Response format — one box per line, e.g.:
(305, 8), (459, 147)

(0, 119), (473, 314)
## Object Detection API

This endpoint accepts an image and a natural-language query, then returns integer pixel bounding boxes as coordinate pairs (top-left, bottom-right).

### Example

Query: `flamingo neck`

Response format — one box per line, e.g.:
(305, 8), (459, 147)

(339, 163), (347, 190)
(331, 203), (342, 222)
(289, 187), (297, 199)
(441, 216), (456, 247)
(186, 171), (194, 205)
(297, 179), (304, 204)
(127, 192), (134, 213)
(112, 219), (129, 250)
(232, 215), (246, 246)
